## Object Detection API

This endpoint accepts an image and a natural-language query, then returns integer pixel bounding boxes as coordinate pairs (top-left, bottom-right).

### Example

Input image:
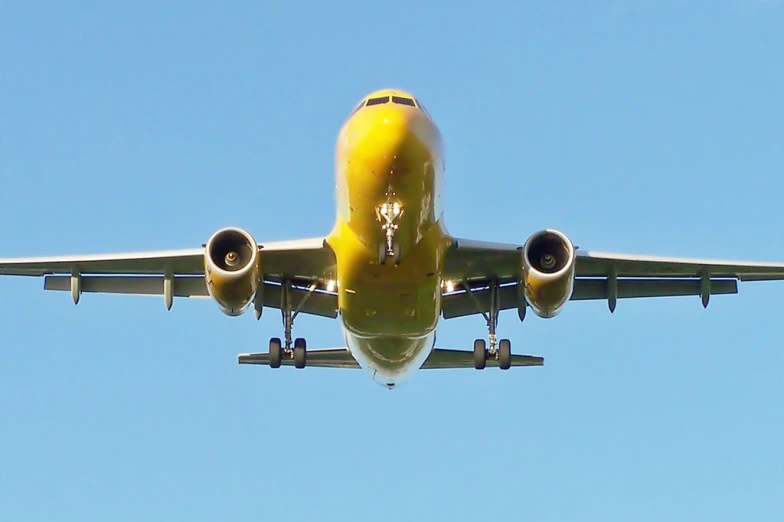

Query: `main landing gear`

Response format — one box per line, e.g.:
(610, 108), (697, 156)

(376, 189), (403, 265)
(465, 280), (513, 370)
(268, 280), (315, 369)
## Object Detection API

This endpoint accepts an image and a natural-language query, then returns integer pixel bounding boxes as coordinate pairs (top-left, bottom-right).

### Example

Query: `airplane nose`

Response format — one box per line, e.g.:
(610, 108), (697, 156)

(358, 108), (417, 156)
(346, 107), (431, 179)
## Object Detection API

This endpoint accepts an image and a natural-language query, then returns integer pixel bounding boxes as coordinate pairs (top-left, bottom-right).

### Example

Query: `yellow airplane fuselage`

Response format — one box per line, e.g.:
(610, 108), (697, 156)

(326, 90), (449, 385)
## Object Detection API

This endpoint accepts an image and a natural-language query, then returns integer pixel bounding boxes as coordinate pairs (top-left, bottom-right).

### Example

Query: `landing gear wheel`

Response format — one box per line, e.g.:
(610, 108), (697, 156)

(379, 242), (401, 265)
(269, 337), (282, 368)
(293, 337), (307, 369)
(498, 338), (512, 370)
(473, 339), (486, 370)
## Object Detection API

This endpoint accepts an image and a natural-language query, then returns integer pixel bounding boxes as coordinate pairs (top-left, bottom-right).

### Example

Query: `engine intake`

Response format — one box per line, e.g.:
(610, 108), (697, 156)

(204, 227), (260, 316)
(522, 229), (576, 318)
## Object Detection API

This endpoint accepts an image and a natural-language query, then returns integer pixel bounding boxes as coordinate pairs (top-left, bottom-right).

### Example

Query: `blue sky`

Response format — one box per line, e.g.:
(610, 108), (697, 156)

(1, 1), (783, 520)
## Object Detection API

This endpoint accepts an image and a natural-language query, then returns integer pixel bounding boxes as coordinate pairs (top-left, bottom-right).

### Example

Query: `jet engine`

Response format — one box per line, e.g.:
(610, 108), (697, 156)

(204, 227), (261, 316)
(521, 229), (576, 318)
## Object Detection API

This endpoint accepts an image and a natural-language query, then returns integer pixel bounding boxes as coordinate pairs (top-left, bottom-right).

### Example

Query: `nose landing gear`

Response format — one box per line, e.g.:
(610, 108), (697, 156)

(378, 242), (401, 266)
(376, 190), (404, 265)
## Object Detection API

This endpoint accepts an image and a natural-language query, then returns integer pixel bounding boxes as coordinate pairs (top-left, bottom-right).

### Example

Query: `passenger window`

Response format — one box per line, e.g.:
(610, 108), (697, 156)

(392, 96), (416, 106)
(366, 96), (390, 106)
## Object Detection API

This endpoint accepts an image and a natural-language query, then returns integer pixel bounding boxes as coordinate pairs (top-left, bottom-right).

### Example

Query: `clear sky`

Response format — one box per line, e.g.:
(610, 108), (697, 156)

(1, 1), (783, 520)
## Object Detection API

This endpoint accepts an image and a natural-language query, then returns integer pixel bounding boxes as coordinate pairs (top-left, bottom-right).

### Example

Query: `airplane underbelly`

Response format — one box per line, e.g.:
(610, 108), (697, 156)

(340, 276), (440, 336)
(328, 111), (447, 383)
(329, 178), (446, 338)
(343, 329), (436, 386)
(335, 229), (443, 384)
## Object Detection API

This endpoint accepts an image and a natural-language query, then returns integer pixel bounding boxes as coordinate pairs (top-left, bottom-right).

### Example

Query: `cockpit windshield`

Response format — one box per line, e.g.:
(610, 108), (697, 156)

(349, 100), (365, 117)
(414, 99), (431, 118)
(366, 96), (390, 106)
(349, 92), (428, 118)
(392, 96), (415, 106)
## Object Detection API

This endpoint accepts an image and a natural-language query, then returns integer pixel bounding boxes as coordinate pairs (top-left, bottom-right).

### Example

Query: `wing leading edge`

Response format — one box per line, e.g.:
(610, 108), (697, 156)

(0, 237), (339, 318)
(442, 236), (784, 318)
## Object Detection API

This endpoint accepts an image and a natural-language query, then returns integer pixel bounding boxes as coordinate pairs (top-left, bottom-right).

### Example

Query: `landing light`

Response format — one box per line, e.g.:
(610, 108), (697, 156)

(327, 279), (336, 292)
(442, 280), (455, 293)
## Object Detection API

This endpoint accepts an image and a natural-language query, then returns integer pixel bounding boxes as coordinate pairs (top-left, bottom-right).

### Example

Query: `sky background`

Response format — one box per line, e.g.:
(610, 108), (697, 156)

(1, 1), (783, 520)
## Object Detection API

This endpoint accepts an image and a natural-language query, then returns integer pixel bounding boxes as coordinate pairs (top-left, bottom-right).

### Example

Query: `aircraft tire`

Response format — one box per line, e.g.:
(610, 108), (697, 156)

(499, 339), (512, 370)
(393, 242), (401, 265)
(293, 337), (307, 369)
(269, 337), (282, 368)
(378, 243), (387, 265)
(473, 339), (486, 370)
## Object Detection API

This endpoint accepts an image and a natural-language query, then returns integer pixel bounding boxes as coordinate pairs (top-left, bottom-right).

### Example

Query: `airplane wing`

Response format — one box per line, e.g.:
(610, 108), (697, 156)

(420, 348), (542, 369)
(239, 348), (360, 368)
(441, 237), (784, 318)
(0, 237), (340, 318)
(238, 347), (543, 369)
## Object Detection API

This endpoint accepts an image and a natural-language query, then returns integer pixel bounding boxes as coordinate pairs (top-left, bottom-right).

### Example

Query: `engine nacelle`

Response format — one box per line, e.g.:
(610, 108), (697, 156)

(204, 227), (261, 316)
(521, 229), (576, 318)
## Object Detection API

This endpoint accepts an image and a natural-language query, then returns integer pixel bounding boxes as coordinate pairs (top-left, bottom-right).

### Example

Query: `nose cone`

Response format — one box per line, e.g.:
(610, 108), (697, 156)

(348, 106), (423, 165)
(334, 96), (443, 230)
(341, 103), (438, 180)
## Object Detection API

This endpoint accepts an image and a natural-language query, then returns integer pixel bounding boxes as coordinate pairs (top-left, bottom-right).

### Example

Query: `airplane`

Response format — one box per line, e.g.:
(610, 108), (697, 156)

(3, 87), (784, 389)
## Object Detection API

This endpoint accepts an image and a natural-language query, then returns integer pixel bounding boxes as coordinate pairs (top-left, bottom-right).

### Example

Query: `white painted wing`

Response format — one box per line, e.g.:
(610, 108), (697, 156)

(0, 237), (335, 280)
(0, 237), (339, 317)
(444, 237), (784, 281)
(237, 347), (544, 369)
(239, 348), (361, 369)
(420, 348), (543, 369)
(441, 237), (784, 318)
(574, 250), (784, 280)
(0, 248), (205, 276)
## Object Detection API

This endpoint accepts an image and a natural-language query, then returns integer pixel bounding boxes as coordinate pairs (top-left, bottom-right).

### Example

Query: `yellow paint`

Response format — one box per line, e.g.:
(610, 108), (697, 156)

(325, 89), (452, 383)
(205, 260), (260, 316)
(522, 269), (574, 318)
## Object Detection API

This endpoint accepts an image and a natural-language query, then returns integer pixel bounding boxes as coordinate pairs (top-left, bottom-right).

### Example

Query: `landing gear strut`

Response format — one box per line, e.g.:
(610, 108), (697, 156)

(465, 280), (513, 370)
(376, 188), (403, 265)
(268, 280), (316, 369)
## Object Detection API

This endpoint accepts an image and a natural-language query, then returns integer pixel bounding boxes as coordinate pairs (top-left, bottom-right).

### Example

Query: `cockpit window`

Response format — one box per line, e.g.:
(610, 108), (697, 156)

(349, 100), (365, 117)
(365, 96), (390, 106)
(392, 96), (416, 106)
(415, 99), (431, 117)
(350, 94), (421, 118)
